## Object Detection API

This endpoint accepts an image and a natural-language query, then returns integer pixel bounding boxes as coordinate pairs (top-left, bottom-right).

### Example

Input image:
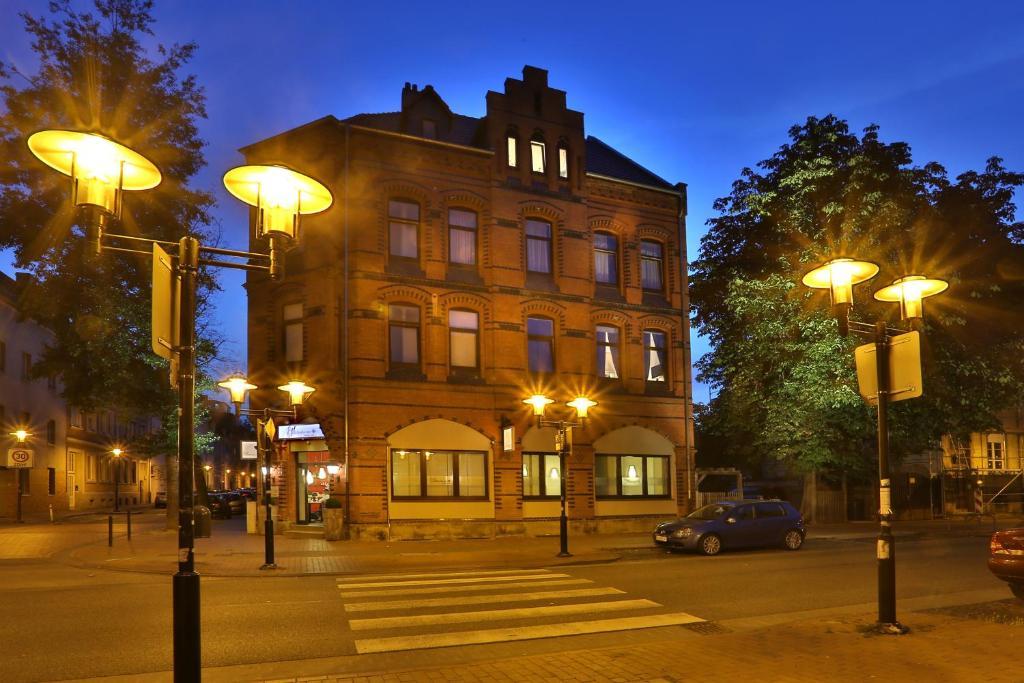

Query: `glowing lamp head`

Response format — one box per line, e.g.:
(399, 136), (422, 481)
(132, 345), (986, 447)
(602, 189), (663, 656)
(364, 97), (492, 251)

(218, 374), (257, 407)
(10, 430), (30, 443)
(111, 448), (123, 457)
(873, 275), (948, 320)
(223, 164), (332, 242)
(277, 380), (315, 406)
(203, 464), (212, 471)
(326, 464), (340, 476)
(567, 396), (597, 420)
(523, 394), (554, 417)
(801, 258), (879, 307)
(27, 130), (161, 217)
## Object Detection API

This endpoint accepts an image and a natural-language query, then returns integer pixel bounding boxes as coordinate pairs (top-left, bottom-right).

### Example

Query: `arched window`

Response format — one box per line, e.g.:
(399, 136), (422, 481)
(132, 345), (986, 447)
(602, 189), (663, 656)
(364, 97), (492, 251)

(527, 316), (554, 374)
(388, 303), (421, 370)
(594, 232), (618, 285)
(525, 218), (552, 274)
(388, 198), (419, 260)
(640, 240), (664, 292)
(448, 208), (478, 266)
(530, 133), (546, 174)
(596, 325), (620, 379)
(449, 309), (479, 376)
(643, 330), (667, 383)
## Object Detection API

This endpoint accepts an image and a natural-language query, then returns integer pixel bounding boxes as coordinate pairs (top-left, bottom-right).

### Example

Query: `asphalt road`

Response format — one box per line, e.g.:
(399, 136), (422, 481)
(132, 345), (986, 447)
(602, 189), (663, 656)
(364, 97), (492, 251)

(0, 529), (1004, 683)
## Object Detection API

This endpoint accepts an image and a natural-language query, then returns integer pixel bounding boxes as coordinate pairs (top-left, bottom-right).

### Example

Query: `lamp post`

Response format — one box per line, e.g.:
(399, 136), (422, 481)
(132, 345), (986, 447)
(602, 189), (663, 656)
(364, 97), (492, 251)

(27, 129), (332, 683)
(111, 448), (123, 512)
(218, 374), (315, 569)
(803, 258), (947, 633)
(8, 429), (31, 523)
(522, 393), (597, 557)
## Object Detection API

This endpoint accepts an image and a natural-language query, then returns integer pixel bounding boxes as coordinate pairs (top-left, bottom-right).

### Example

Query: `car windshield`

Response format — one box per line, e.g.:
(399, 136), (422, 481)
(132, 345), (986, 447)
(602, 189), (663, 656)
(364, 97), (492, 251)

(686, 504), (733, 520)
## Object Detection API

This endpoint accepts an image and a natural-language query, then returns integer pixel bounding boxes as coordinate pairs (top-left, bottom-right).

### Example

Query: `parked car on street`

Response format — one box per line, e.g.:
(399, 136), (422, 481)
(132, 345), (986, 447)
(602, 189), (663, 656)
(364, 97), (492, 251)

(989, 527), (1024, 600)
(653, 500), (805, 555)
(154, 491), (167, 509)
(207, 493), (232, 519)
(210, 490), (245, 515)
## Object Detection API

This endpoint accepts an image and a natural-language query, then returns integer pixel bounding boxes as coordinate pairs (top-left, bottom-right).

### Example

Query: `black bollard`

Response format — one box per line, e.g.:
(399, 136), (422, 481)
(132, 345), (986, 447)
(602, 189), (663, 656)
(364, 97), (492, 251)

(108, 515), (113, 547)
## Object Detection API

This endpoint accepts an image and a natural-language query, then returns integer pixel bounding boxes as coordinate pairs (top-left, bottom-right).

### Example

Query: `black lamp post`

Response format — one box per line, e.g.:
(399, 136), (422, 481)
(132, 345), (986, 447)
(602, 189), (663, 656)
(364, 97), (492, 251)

(803, 258), (948, 633)
(8, 429), (31, 523)
(522, 393), (597, 557)
(27, 129), (332, 682)
(111, 448), (123, 512)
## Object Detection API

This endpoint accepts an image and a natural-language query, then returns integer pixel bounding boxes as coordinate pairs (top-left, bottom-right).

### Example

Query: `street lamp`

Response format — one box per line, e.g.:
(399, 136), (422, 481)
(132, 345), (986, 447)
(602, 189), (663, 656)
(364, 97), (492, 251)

(111, 448), (124, 512)
(522, 393), (596, 557)
(803, 257), (947, 634)
(8, 429), (32, 523)
(28, 129), (331, 683)
(217, 373), (316, 568)
(203, 464), (212, 488)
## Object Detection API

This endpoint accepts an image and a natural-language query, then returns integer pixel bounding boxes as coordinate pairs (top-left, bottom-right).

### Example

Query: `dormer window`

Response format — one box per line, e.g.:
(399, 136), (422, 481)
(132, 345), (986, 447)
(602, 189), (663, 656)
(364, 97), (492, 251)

(530, 138), (546, 174)
(507, 135), (518, 168)
(558, 145), (569, 179)
(422, 119), (437, 139)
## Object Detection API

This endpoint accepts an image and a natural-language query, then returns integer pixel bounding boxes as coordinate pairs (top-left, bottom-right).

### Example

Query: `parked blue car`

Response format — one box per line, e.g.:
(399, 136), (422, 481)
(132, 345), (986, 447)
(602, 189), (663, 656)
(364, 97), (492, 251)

(653, 500), (805, 555)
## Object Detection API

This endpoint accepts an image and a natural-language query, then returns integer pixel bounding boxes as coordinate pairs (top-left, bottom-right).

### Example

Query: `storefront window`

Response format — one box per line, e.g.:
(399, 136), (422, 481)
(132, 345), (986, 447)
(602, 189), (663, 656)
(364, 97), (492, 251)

(391, 449), (487, 499)
(595, 454), (670, 498)
(523, 453), (560, 497)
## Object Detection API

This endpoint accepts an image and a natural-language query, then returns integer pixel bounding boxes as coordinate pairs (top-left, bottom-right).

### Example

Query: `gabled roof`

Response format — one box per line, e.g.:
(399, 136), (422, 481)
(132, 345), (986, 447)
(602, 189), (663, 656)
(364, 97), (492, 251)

(585, 136), (675, 190)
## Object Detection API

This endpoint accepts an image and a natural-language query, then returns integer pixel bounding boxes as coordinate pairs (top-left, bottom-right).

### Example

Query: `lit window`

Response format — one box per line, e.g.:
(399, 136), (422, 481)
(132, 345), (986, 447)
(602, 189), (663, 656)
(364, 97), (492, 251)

(525, 219), (552, 274)
(448, 209), (477, 266)
(640, 240), (664, 291)
(391, 449), (487, 498)
(422, 119), (437, 139)
(388, 199), (419, 259)
(523, 453), (561, 497)
(643, 330), (667, 382)
(449, 309), (479, 374)
(595, 454), (670, 497)
(388, 304), (420, 369)
(283, 303), (303, 363)
(594, 233), (618, 285)
(527, 317), (554, 374)
(596, 325), (620, 379)
(558, 146), (569, 179)
(530, 140), (546, 173)
(987, 437), (1005, 469)
(507, 135), (517, 168)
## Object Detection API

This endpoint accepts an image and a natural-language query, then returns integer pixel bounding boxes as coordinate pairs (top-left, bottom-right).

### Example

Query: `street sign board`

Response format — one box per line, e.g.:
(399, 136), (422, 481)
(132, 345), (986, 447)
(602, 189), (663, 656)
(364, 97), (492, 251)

(854, 331), (922, 405)
(263, 418), (276, 442)
(151, 242), (180, 361)
(241, 441), (258, 460)
(4, 447), (34, 468)
(502, 425), (514, 452)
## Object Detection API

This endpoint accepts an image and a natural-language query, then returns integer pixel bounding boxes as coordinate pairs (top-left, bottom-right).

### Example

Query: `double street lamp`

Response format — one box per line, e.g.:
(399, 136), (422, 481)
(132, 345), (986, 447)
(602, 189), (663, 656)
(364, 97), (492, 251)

(218, 374), (315, 569)
(27, 128), (332, 682)
(803, 257), (947, 633)
(522, 393), (597, 557)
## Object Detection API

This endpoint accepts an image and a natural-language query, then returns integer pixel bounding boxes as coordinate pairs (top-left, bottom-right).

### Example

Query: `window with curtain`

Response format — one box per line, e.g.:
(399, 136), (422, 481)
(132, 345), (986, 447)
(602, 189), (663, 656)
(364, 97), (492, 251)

(558, 145), (569, 179)
(525, 219), (552, 274)
(595, 454), (670, 498)
(594, 233), (618, 285)
(987, 438), (1005, 469)
(388, 304), (420, 369)
(388, 199), (419, 259)
(283, 303), (303, 363)
(527, 317), (554, 374)
(507, 135), (518, 167)
(391, 449), (487, 498)
(523, 452), (561, 497)
(643, 330), (666, 382)
(531, 139), (546, 173)
(449, 309), (479, 373)
(596, 325), (620, 379)
(448, 209), (477, 265)
(640, 240), (664, 291)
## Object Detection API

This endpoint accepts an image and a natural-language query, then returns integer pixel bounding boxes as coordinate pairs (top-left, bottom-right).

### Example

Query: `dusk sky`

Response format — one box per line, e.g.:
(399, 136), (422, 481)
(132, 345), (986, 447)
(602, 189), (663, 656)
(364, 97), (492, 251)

(3, 0), (1022, 402)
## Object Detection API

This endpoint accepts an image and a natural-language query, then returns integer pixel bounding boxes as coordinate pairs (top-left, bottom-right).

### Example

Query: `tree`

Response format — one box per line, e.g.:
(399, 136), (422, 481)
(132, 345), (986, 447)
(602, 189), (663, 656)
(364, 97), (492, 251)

(0, 1), (219, 523)
(692, 116), (1024, 488)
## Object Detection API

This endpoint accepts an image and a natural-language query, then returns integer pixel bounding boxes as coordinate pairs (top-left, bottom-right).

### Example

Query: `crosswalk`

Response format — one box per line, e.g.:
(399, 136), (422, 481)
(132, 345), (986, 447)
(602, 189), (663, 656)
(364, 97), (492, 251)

(336, 567), (704, 654)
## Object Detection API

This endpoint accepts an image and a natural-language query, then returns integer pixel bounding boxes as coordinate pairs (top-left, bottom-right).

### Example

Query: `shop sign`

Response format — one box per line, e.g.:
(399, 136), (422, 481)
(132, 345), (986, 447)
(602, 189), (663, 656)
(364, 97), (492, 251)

(278, 423), (325, 440)
(241, 441), (258, 460)
(5, 448), (34, 468)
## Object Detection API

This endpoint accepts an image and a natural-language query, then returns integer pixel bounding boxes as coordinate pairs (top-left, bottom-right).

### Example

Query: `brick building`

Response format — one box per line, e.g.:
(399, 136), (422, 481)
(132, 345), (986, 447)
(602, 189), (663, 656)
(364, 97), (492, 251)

(243, 66), (695, 539)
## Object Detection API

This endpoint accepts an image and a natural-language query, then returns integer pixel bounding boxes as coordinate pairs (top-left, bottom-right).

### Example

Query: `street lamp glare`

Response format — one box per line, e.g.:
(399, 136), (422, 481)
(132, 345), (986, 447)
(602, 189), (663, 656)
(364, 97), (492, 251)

(111, 448), (123, 457)
(10, 430), (30, 443)
(567, 396), (597, 419)
(223, 164), (332, 242)
(27, 130), (162, 216)
(873, 275), (949, 320)
(277, 380), (315, 406)
(801, 258), (879, 307)
(523, 394), (554, 417)
(218, 374), (257, 406)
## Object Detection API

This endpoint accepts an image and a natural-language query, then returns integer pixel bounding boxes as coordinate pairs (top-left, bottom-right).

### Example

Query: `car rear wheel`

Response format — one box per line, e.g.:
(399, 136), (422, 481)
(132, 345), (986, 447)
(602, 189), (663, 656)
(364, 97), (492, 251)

(1011, 583), (1024, 601)
(783, 529), (804, 551)
(699, 534), (722, 556)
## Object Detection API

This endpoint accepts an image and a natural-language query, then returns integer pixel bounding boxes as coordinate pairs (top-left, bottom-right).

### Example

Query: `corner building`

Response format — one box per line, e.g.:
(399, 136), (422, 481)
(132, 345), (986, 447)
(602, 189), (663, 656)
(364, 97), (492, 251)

(244, 67), (696, 539)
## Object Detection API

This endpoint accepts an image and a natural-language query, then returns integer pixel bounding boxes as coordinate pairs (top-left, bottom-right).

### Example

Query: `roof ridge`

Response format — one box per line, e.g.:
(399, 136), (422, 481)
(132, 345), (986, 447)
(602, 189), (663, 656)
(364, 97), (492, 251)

(586, 135), (673, 188)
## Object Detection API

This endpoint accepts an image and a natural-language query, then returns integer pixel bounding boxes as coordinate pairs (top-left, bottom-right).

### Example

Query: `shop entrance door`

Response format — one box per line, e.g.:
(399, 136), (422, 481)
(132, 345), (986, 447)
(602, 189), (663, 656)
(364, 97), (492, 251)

(295, 453), (329, 525)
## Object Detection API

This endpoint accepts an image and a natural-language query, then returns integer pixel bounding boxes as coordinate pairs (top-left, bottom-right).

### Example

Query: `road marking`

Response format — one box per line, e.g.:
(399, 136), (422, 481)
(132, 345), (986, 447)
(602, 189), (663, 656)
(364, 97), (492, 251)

(336, 568), (552, 583)
(337, 573), (567, 589)
(339, 578), (590, 598)
(349, 598), (659, 631)
(354, 612), (705, 654)
(344, 587), (624, 612)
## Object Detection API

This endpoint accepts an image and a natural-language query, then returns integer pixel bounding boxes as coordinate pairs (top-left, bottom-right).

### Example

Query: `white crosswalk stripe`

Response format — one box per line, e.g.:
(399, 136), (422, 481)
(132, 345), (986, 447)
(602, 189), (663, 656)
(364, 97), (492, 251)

(335, 567), (705, 654)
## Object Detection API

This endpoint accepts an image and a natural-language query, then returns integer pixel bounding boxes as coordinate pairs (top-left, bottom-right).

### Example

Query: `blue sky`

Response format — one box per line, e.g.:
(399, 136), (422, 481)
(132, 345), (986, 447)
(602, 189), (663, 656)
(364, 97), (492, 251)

(3, 0), (1023, 403)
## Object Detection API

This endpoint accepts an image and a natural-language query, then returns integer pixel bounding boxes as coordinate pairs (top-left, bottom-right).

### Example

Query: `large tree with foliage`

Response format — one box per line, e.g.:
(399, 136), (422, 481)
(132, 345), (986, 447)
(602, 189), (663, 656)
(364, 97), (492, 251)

(692, 115), (1024, 484)
(0, 0), (217, 420)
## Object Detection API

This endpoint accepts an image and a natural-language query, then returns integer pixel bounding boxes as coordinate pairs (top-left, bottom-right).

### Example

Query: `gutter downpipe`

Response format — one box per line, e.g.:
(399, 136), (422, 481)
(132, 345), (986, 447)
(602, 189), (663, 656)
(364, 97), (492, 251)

(343, 122), (351, 539)
(675, 181), (695, 512)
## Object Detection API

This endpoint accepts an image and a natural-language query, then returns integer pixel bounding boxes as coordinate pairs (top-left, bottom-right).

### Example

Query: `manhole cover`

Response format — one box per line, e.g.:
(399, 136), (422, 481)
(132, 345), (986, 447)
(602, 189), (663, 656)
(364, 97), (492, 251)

(683, 621), (730, 636)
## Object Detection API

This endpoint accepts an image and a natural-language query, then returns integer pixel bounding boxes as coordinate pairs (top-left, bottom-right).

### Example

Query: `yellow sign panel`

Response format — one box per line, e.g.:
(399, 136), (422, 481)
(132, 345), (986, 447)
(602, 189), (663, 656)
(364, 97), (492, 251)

(151, 243), (180, 360)
(854, 331), (922, 405)
(263, 418), (276, 442)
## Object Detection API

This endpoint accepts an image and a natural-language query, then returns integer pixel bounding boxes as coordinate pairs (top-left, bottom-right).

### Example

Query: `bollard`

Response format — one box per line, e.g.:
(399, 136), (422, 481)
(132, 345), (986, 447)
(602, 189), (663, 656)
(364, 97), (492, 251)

(49, 504), (54, 523)
(108, 515), (113, 547)
(127, 510), (132, 540)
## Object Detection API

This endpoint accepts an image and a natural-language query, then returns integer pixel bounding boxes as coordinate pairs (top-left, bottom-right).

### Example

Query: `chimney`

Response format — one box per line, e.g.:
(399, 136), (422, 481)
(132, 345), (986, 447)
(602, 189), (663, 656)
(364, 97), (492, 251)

(402, 82), (420, 110)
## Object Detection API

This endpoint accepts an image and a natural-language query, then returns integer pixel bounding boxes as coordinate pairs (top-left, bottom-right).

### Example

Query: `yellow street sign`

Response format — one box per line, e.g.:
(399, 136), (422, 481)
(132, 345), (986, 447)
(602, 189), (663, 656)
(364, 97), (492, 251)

(264, 418), (276, 442)
(854, 331), (922, 405)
